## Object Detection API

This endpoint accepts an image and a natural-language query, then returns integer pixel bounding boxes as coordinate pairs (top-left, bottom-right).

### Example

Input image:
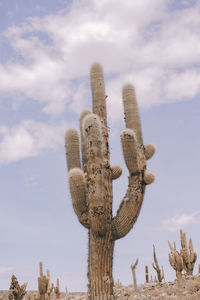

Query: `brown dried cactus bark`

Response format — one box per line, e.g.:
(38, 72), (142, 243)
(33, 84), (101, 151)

(38, 262), (48, 300)
(168, 241), (184, 284)
(65, 63), (156, 300)
(145, 265), (149, 283)
(152, 245), (164, 282)
(8, 275), (27, 300)
(131, 259), (138, 291)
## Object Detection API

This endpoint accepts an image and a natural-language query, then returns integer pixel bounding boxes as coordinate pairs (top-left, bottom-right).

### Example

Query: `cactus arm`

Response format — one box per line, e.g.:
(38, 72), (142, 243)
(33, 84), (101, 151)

(131, 258), (139, 270)
(112, 173), (145, 240)
(144, 143), (156, 160)
(68, 168), (89, 228)
(90, 63), (109, 162)
(79, 109), (92, 172)
(189, 238), (197, 265)
(65, 128), (81, 171)
(122, 84), (143, 145)
(112, 128), (155, 240)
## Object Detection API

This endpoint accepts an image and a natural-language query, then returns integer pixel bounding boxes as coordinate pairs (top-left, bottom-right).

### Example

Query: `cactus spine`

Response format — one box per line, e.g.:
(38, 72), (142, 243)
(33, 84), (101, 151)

(65, 63), (155, 300)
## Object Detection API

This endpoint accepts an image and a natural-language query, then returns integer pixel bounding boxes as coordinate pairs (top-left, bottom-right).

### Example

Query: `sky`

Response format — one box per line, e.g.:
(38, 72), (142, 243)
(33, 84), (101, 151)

(0, 0), (200, 293)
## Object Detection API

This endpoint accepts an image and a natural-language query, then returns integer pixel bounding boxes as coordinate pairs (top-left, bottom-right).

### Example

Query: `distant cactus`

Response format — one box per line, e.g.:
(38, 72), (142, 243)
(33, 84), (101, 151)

(131, 259), (138, 291)
(168, 241), (184, 283)
(38, 262), (48, 300)
(152, 245), (164, 282)
(8, 275), (27, 300)
(65, 63), (156, 300)
(54, 279), (60, 299)
(46, 269), (54, 300)
(145, 265), (149, 283)
(180, 229), (197, 275)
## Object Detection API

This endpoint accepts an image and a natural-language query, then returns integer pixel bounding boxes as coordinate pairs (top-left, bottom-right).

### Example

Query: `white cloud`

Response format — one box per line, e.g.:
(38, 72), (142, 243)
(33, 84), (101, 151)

(0, 0), (200, 117)
(0, 120), (68, 163)
(159, 212), (200, 232)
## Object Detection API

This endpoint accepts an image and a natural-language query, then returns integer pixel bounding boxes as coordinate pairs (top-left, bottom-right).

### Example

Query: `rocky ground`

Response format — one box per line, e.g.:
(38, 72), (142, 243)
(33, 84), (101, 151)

(1, 274), (200, 300)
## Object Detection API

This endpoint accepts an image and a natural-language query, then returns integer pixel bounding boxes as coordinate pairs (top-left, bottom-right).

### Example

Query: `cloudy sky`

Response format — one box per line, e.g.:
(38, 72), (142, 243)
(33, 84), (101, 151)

(0, 0), (200, 292)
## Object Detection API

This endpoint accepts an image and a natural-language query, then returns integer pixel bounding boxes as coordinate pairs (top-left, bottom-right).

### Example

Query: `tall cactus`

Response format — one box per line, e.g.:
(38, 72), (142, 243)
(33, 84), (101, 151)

(180, 229), (197, 275)
(65, 63), (156, 300)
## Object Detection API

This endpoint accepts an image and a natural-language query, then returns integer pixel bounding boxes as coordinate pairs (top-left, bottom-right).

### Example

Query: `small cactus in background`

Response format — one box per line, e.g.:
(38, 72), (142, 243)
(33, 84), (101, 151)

(145, 265), (149, 283)
(38, 262), (48, 300)
(54, 279), (60, 299)
(168, 241), (184, 284)
(131, 259), (138, 291)
(152, 245), (164, 282)
(8, 275), (27, 300)
(65, 63), (156, 299)
(46, 269), (54, 300)
(180, 229), (197, 275)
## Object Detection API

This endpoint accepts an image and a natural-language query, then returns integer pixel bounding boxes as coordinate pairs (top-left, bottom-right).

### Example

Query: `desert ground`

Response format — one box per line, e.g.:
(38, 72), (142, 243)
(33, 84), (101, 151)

(2, 273), (200, 300)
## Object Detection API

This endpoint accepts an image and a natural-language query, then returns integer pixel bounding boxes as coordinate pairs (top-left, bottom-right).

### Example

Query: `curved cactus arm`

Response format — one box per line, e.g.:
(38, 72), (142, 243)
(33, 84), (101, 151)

(112, 173), (145, 240)
(131, 258), (139, 271)
(68, 168), (89, 228)
(112, 86), (155, 240)
(90, 63), (109, 162)
(79, 109), (92, 172)
(65, 128), (81, 171)
(122, 84), (143, 145)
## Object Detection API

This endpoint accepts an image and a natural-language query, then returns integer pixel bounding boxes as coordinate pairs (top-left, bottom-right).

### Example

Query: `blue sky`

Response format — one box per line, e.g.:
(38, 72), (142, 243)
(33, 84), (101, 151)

(0, 0), (200, 292)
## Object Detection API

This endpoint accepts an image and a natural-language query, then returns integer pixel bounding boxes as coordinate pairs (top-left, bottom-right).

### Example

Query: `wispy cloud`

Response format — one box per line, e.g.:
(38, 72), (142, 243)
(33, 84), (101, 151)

(0, 266), (15, 273)
(0, 120), (68, 163)
(0, 0), (200, 118)
(159, 212), (200, 232)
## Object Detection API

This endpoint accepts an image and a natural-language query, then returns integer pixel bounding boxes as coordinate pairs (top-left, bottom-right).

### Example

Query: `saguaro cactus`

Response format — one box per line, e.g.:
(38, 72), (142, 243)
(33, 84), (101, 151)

(65, 63), (156, 300)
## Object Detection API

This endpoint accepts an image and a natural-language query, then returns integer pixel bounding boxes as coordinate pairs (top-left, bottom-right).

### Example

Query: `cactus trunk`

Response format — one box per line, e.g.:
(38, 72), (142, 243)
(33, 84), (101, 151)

(88, 231), (114, 300)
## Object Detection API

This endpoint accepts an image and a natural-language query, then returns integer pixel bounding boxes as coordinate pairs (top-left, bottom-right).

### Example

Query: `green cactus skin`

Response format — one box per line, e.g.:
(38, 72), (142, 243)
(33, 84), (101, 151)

(65, 63), (156, 300)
